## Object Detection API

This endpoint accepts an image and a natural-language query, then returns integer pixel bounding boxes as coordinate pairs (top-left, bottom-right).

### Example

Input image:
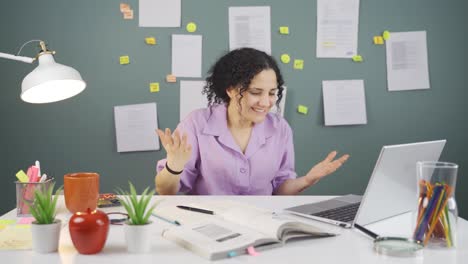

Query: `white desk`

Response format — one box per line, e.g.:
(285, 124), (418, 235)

(1, 196), (467, 264)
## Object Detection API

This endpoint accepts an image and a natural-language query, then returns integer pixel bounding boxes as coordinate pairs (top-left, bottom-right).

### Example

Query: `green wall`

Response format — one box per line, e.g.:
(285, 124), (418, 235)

(1, 0), (467, 218)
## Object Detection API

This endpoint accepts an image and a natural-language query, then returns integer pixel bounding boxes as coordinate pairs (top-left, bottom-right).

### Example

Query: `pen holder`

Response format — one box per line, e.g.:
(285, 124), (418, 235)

(15, 179), (54, 216)
(413, 161), (458, 248)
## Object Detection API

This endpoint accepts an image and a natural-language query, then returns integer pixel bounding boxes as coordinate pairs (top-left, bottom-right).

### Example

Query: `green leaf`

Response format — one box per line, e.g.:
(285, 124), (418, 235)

(115, 182), (158, 225)
(28, 182), (60, 224)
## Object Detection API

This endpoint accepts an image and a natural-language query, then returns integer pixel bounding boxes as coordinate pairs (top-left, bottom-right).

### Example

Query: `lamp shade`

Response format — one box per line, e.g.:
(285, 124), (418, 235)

(21, 53), (86, 103)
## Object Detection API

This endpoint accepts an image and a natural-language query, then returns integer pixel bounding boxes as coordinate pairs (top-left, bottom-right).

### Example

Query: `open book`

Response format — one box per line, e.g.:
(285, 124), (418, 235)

(155, 200), (336, 260)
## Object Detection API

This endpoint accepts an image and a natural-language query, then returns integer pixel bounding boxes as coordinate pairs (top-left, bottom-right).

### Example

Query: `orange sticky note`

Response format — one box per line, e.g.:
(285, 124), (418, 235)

(150, 83), (160, 93)
(166, 74), (177, 83)
(293, 59), (304, 70)
(373, 36), (384, 45)
(119, 55), (130, 65)
(120, 3), (130, 13)
(145, 37), (156, 45)
(123, 9), (133, 19)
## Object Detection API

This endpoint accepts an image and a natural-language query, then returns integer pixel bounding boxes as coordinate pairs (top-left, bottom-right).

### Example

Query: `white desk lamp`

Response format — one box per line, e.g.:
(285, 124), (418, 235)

(0, 40), (86, 103)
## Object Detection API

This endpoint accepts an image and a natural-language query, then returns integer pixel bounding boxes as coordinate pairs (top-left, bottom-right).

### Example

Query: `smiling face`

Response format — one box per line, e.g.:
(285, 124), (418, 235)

(227, 69), (278, 126)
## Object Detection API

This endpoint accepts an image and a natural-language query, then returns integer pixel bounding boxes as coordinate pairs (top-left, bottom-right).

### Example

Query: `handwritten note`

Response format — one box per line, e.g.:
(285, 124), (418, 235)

(0, 224), (32, 250)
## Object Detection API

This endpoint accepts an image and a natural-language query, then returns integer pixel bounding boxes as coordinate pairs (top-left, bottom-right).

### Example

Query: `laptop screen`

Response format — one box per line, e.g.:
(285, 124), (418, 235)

(355, 140), (446, 226)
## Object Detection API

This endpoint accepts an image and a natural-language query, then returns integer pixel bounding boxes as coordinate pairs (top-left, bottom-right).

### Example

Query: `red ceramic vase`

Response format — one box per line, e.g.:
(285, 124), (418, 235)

(69, 208), (109, 254)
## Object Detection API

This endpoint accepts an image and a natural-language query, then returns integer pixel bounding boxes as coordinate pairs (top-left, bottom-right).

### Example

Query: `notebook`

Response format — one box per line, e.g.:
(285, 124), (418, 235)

(284, 140), (446, 228)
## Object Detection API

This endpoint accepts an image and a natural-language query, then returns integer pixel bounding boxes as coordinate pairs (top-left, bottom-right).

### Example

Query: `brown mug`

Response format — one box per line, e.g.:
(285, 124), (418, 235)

(64, 172), (100, 213)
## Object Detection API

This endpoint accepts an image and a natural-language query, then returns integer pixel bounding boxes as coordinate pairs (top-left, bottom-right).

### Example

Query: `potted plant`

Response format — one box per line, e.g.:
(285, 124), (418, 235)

(28, 182), (62, 253)
(116, 182), (158, 253)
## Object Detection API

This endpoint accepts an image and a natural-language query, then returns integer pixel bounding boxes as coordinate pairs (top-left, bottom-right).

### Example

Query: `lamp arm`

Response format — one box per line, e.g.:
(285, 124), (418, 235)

(0, 52), (34, 63)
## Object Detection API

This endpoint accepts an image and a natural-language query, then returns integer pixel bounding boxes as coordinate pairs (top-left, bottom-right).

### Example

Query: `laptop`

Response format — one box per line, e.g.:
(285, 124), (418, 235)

(284, 140), (446, 228)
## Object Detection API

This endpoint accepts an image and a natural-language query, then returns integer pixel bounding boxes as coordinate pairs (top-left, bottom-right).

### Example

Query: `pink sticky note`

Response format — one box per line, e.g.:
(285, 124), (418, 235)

(30, 166), (39, 182)
(26, 167), (32, 180)
(247, 246), (259, 256)
(17, 217), (35, 224)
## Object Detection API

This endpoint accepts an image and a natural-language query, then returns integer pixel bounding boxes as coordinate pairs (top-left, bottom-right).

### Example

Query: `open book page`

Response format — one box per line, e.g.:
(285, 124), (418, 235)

(187, 200), (334, 241)
(161, 217), (277, 260)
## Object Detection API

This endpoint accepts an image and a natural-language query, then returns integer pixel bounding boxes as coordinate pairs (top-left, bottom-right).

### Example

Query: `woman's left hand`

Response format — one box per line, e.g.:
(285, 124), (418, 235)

(304, 151), (349, 186)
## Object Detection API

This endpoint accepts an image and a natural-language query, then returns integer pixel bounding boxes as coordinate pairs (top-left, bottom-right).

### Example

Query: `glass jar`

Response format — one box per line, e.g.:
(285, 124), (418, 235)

(413, 161), (458, 248)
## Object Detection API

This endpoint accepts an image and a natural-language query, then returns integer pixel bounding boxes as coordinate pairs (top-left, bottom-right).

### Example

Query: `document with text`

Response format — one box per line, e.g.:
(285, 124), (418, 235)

(386, 31), (430, 91)
(316, 0), (360, 58)
(229, 6), (271, 54)
(172, 34), (202, 78)
(322, 80), (367, 126)
(139, 0), (181, 27)
(180, 80), (208, 121)
(114, 103), (160, 152)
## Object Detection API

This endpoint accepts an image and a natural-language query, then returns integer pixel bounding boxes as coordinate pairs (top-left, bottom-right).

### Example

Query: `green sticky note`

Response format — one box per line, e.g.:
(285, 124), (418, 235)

(280, 54), (291, 64)
(279, 26), (289, 35)
(16, 170), (29, 182)
(382, 30), (390, 40)
(293, 59), (304, 70)
(352, 55), (363, 62)
(297, 105), (308, 114)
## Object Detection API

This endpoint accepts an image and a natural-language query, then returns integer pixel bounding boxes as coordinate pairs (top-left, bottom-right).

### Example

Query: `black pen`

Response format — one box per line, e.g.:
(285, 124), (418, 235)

(176, 205), (214, 215)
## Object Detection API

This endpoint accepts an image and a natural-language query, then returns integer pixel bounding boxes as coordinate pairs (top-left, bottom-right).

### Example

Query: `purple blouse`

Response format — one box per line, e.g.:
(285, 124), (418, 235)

(156, 104), (296, 195)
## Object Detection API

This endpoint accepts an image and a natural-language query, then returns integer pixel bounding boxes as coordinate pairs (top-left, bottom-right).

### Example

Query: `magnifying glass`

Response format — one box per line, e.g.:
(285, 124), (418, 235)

(354, 223), (423, 257)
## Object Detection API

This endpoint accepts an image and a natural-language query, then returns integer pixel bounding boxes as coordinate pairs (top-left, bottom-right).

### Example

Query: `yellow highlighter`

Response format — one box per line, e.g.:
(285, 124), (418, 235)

(16, 170), (29, 182)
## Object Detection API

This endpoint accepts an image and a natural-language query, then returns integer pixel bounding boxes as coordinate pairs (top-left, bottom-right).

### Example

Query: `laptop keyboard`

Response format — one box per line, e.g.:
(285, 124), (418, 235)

(311, 202), (361, 223)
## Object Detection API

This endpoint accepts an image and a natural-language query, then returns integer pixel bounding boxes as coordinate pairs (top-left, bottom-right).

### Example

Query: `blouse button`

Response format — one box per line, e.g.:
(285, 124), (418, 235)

(240, 168), (246, 173)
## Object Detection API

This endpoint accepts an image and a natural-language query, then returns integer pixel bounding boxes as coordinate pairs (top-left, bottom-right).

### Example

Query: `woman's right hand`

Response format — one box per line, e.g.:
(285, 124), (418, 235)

(157, 128), (192, 172)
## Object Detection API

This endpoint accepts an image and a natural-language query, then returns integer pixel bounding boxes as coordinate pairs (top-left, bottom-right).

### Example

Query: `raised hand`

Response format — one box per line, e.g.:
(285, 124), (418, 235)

(157, 128), (192, 172)
(304, 151), (349, 185)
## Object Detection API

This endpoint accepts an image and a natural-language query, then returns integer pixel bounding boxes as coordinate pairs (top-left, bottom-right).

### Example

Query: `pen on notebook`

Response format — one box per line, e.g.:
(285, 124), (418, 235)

(151, 212), (181, 226)
(176, 205), (214, 215)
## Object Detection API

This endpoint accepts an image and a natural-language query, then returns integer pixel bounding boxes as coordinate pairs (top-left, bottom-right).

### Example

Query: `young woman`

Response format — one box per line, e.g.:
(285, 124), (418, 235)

(155, 48), (349, 195)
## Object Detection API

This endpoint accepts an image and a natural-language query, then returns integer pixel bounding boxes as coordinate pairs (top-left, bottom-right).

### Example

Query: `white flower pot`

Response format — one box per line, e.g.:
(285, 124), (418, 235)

(124, 221), (153, 253)
(31, 219), (62, 253)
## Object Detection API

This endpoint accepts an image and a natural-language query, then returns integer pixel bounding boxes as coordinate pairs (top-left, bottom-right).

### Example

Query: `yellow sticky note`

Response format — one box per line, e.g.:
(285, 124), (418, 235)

(123, 9), (133, 19)
(0, 219), (16, 225)
(186, 22), (197, 33)
(145, 37), (156, 45)
(15, 170), (29, 182)
(119, 56), (130, 65)
(297, 105), (308, 115)
(382, 30), (390, 40)
(280, 54), (291, 64)
(279, 26), (289, 35)
(293, 59), (304, 70)
(166, 74), (177, 83)
(352, 55), (363, 62)
(150, 83), (160, 93)
(373, 36), (384, 45)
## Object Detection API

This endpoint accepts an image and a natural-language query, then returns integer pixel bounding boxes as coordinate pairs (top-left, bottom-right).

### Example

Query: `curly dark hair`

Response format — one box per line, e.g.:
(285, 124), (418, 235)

(203, 48), (285, 111)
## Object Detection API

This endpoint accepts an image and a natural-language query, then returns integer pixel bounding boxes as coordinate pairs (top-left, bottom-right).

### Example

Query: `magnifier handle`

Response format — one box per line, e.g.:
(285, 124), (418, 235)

(354, 223), (379, 239)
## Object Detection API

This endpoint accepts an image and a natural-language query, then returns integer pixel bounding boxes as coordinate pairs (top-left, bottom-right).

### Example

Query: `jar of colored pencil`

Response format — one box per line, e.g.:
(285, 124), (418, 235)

(413, 161), (458, 248)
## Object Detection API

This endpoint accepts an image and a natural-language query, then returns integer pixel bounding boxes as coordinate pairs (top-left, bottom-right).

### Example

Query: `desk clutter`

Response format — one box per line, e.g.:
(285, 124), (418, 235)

(4, 161), (460, 257)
